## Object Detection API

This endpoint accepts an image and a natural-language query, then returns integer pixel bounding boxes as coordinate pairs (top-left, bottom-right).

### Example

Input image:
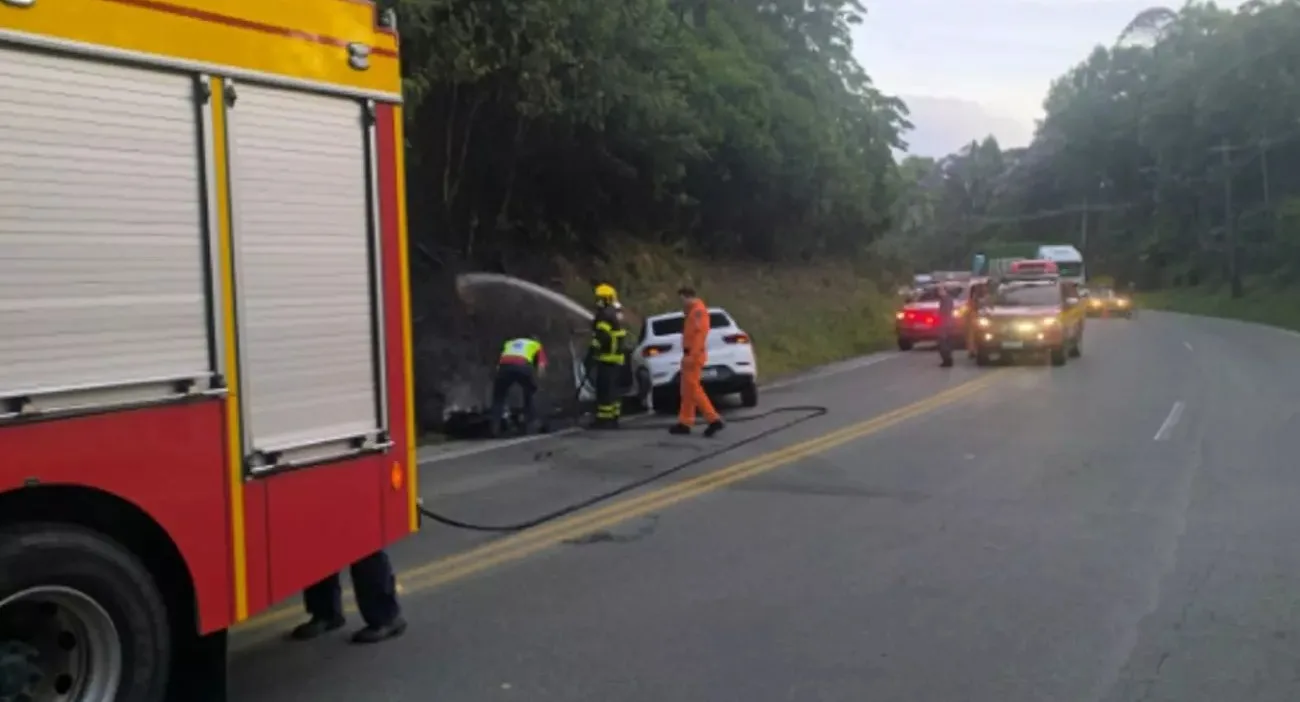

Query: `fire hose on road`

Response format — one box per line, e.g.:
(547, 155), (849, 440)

(427, 272), (830, 533)
(415, 404), (828, 533)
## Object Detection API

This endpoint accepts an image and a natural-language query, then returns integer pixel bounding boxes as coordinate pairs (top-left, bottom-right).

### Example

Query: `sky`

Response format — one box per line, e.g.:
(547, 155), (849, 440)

(850, 0), (1246, 156)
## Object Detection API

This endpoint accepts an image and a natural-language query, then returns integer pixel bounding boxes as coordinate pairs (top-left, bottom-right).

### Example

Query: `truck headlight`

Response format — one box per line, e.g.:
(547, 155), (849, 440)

(977, 317), (991, 328)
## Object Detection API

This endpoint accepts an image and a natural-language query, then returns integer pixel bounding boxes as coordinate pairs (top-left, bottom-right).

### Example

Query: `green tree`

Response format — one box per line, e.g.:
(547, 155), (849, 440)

(382, 0), (907, 265)
(886, 0), (1300, 294)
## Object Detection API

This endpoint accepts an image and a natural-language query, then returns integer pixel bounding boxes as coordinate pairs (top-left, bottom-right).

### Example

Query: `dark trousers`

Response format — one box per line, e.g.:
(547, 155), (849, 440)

(489, 363), (538, 429)
(303, 551), (400, 628)
(593, 361), (621, 420)
(937, 329), (954, 365)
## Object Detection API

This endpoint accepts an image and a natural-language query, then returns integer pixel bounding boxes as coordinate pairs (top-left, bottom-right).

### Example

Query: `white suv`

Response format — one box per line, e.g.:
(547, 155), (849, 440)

(630, 307), (758, 412)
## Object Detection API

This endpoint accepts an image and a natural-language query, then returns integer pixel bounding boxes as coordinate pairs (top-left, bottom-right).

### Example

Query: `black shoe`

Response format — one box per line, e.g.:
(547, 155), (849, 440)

(668, 423), (691, 435)
(940, 361), (953, 367)
(703, 421), (725, 437)
(289, 616), (345, 641)
(350, 618), (408, 644)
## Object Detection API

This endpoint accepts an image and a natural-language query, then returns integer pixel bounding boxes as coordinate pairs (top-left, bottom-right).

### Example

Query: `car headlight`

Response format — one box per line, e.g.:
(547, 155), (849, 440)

(1117, 299), (1128, 306)
(976, 317), (991, 328)
(1039, 317), (1059, 326)
(1089, 299), (1102, 307)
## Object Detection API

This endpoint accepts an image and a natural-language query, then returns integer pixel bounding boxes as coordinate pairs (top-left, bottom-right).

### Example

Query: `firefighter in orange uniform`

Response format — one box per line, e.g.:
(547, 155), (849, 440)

(669, 285), (725, 437)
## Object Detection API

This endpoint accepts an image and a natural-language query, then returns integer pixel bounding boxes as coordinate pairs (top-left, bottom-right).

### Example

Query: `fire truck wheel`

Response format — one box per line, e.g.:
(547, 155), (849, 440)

(0, 523), (171, 702)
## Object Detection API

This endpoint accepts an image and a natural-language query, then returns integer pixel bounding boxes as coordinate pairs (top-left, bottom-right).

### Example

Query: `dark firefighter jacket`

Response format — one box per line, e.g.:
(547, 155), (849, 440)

(589, 304), (627, 365)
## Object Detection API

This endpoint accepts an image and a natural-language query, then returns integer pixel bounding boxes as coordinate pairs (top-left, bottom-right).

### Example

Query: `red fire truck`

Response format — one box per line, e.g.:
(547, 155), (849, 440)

(0, 1), (417, 699)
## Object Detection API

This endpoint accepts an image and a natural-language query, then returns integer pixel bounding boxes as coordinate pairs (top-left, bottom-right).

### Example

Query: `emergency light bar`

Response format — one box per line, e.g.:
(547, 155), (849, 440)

(1008, 259), (1057, 275)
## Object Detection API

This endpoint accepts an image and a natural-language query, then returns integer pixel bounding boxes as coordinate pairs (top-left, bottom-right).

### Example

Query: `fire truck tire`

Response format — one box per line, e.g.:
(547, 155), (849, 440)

(1050, 346), (1067, 366)
(896, 338), (914, 351)
(0, 523), (171, 702)
(975, 348), (991, 366)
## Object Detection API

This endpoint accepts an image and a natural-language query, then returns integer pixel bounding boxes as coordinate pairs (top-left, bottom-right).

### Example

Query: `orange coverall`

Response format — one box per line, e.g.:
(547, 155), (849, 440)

(678, 298), (721, 425)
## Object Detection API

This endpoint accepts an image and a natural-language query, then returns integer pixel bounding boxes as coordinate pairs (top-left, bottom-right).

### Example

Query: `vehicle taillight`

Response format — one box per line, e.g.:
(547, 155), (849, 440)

(724, 333), (749, 344)
(642, 344), (673, 357)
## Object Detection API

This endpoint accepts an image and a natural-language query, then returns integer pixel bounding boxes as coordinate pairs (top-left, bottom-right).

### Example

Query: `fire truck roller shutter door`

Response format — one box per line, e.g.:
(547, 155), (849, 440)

(226, 83), (386, 470)
(0, 47), (216, 410)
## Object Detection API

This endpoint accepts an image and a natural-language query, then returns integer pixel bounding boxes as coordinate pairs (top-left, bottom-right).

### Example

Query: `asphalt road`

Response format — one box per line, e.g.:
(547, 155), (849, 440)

(227, 311), (1300, 702)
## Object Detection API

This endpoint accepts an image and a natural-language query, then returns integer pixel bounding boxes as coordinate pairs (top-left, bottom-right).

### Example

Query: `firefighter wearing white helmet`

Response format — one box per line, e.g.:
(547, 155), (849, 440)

(587, 283), (627, 428)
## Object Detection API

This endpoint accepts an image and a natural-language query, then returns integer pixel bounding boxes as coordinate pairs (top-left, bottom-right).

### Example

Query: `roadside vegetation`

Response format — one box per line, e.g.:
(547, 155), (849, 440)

(383, 0), (909, 428)
(562, 241), (898, 378)
(873, 0), (1300, 333)
(1141, 283), (1300, 332)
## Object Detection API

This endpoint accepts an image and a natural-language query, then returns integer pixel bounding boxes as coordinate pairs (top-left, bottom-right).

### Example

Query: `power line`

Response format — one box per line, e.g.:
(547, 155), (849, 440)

(967, 202), (1133, 227)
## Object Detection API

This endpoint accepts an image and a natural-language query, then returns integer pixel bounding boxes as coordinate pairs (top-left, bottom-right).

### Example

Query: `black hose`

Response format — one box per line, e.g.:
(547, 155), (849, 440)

(417, 404), (828, 532)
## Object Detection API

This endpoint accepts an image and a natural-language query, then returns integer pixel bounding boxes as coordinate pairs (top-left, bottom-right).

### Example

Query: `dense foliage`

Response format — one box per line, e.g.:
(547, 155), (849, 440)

(381, 0), (907, 264)
(881, 0), (1300, 294)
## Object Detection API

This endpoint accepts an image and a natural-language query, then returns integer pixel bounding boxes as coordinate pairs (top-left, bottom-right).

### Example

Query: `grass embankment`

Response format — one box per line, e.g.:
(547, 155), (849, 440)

(555, 241), (898, 378)
(1140, 285), (1300, 333)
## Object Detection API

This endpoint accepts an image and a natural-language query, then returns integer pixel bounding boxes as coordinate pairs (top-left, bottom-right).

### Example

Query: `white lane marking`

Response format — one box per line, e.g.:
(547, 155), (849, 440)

(418, 351), (902, 464)
(1154, 401), (1185, 441)
(1183, 341), (1193, 351)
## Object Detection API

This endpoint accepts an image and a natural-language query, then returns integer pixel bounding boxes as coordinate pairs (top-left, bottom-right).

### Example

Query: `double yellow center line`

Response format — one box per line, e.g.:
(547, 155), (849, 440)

(233, 373), (998, 643)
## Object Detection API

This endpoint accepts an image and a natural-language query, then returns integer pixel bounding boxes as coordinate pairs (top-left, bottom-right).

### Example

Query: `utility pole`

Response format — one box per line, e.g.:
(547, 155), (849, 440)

(1259, 139), (1272, 208)
(1212, 139), (1243, 298)
(1260, 139), (1275, 248)
(1079, 195), (1089, 256)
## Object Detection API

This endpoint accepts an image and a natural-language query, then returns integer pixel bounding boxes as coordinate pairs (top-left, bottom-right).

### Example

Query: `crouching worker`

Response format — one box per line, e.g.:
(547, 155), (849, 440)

(290, 550), (406, 644)
(490, 335), (548, 435)
(670, 285), (724, 437)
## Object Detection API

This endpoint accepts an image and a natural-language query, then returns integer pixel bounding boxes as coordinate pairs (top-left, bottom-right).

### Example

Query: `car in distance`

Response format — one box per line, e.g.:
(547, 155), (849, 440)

(628, 307), (758, 412)
(973, 275), (1085, 366)
(1085, 287), (1134, 318)
(895, 282), (969, 351)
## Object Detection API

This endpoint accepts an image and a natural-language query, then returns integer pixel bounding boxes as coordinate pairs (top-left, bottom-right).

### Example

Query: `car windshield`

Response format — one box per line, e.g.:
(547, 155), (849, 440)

(650, 311), (734, 336)
(993, 284), (1060, 307)
(1056, 262), (1083, 277)
(914, 285), (965, 302)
